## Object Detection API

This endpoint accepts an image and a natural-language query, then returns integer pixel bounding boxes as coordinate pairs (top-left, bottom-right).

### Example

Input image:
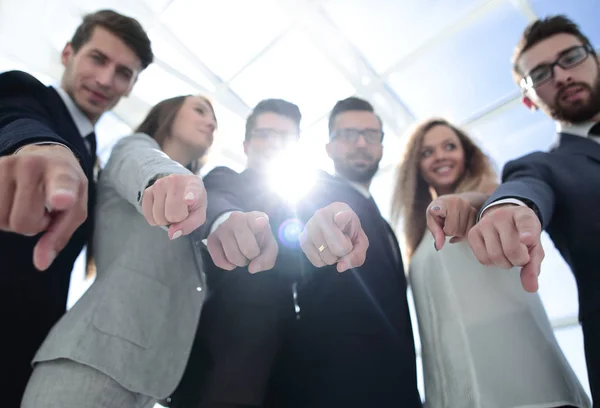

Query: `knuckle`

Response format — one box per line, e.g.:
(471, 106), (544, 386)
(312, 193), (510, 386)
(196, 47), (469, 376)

(504, 246), (522, 260)
(10, 216), (31, 234)
(18, 155), (44, 172)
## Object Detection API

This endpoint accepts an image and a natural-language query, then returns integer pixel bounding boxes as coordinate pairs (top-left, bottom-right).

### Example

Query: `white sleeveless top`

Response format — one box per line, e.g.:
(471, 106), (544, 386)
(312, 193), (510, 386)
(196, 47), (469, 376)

(409, 235), (590, 408)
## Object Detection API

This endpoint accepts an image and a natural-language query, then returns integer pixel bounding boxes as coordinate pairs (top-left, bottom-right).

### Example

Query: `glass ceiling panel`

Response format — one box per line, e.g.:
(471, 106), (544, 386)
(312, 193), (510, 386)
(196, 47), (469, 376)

(229, 29), (355, 126)
(161, 0), (291, 81)
(142, 0), (173, 14)
(465, 102), (556, 170)
(387, 1), (528, 124)
(148, 29), (216, 93)
(132, 63), (202, 107)
(322, 0), (485, 74)
(530, 0), (600, 46)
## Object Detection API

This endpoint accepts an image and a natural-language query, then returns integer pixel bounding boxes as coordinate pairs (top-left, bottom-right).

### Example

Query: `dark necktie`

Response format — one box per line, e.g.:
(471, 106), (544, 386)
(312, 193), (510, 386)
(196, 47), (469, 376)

(85, 131), (97, 158)
(85, 131), (100, 181)
(589, 123), (600, 137)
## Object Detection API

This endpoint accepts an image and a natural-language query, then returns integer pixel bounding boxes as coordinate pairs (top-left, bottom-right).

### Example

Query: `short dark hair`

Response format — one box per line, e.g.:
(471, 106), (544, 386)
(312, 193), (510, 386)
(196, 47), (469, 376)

(244, 98), (302, 141)
(70, 9), (154, 70)
(512, 15), (595, 84)
(328, 96), (382, 135)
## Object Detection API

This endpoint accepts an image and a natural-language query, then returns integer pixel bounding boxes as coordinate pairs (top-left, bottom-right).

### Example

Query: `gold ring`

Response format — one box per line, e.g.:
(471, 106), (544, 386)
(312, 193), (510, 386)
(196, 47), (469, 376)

(318, 244), (327, 253)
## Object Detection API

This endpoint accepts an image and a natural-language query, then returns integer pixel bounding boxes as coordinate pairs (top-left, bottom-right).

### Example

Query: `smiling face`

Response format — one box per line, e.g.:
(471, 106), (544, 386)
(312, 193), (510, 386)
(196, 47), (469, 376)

(60, 26), (142, 123)
(418, 124), (466, 195)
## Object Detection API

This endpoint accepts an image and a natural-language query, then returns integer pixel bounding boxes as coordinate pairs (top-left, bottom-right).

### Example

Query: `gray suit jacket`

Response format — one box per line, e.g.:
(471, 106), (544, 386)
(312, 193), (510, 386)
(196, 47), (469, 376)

(33, 134), (207, 399)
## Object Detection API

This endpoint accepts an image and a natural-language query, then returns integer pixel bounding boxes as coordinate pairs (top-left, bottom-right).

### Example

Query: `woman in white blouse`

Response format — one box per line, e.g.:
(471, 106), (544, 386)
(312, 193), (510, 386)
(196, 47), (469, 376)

(390, 118), (590, 408)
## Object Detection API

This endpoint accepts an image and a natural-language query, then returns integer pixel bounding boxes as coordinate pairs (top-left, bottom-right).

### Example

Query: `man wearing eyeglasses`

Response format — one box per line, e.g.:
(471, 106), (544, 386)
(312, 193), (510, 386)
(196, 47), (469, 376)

(467, 15), (600, 401)
(168, 99), (369, 408)
(270, 97), (422, 407)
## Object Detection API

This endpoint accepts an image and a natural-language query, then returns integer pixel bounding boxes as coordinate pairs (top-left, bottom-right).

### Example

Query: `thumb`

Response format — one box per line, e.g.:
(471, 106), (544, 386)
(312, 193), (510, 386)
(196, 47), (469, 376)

(333, 210), (355, 235)
(249, 213), (270, 236)
(520, 243), (544, 292)
(514, 209), (541, 248)
(183, 182), (206, 209)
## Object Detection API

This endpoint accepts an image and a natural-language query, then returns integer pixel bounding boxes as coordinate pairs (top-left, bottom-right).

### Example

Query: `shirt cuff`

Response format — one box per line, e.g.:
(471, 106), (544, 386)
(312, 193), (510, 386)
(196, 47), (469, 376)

(210, 211), (234, 235)
(200, 211), (235, 247)
(479, 198), (527, 221)
(13, 141), (71, 155)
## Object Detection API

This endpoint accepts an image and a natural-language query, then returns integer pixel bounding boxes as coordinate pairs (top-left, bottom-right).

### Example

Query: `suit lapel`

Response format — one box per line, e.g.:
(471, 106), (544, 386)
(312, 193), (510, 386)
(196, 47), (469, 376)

(558, 133), (600, 164)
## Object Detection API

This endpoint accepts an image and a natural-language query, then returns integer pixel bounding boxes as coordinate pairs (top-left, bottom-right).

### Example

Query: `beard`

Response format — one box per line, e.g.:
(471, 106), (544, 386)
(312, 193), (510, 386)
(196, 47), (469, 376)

(544, 74), (600, 123)
(333, 152), (380, 183)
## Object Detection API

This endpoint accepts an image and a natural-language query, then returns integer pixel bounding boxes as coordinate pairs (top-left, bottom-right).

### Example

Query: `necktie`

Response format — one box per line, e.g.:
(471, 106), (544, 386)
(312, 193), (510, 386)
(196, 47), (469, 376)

(589, 123), (600, 137)
(85, 131), (100, 181)
(85, 131), (97, 158)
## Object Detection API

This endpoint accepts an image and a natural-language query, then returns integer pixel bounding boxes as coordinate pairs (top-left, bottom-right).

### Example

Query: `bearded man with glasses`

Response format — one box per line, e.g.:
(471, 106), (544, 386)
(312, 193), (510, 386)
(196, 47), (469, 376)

(466, 15), (600, 403)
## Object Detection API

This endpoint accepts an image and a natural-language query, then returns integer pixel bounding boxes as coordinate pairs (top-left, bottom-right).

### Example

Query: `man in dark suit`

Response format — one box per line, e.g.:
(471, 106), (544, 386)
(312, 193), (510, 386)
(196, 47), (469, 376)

(269, 97), (422, 408)
(0, 9), (153, 405)
(467, 15), (600, 402)
(169, 99), (321, 408)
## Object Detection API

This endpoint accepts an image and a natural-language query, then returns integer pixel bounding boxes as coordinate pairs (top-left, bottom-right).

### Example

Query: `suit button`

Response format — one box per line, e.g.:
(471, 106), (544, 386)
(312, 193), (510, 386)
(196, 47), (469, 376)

(196, 286), (202, 292)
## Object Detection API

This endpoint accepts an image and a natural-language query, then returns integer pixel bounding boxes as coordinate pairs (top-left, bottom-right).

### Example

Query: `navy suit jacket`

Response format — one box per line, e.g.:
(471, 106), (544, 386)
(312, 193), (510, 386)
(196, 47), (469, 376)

(0, 71), (96, 367)
(271, 171), (421, 408)
(483, 133), (600, 321)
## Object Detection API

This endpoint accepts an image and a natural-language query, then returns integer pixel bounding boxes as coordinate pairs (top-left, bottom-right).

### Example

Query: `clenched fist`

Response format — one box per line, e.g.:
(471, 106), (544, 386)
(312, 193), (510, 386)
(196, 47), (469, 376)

(141, 174), (207, 239)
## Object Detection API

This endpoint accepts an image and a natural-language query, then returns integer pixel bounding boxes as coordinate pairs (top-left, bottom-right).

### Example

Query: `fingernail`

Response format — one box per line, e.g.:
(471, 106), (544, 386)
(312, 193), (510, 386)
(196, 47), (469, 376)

(171, 230), (182, 240)
(432, 206), (440, 211)
(47, 250), (57, 265)
(184, 192), (195, 201)
(256, 215), (269, 221)
(53, 188), (76, 197)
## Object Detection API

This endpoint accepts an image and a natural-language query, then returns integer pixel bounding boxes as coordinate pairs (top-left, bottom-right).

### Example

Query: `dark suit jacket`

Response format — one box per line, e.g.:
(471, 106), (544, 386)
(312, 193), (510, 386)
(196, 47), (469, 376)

(482, 133), (600, 401)
(0, 71), (96, 402)
(175, 168), (421, 407)
(270, 171), (422, 408)
(483, 133), (600, 321)
(171, 166), (308, 406)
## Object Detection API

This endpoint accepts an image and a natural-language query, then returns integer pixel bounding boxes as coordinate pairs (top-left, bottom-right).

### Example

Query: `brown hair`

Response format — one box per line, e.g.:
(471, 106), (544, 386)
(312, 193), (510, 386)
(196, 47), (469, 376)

(512, 15), (595, 84)
(85, 95), (215, 279)
(136, 95), (216, 174)
(390, 118), (497, 259)
(71, 9), (154, 70)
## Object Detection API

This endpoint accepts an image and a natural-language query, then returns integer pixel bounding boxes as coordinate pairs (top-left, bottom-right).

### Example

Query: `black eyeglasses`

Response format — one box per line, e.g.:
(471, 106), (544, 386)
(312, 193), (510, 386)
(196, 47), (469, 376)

(250, 128), (299, 141)
(520, 45), (594, 89)
(330, 128), (384, 144)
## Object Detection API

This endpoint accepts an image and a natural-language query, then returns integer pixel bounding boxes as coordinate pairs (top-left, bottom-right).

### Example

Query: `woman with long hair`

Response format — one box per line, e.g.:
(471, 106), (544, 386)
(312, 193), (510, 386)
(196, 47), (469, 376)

(391, 118), (589, 408)
(22, 95), (217, 407)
